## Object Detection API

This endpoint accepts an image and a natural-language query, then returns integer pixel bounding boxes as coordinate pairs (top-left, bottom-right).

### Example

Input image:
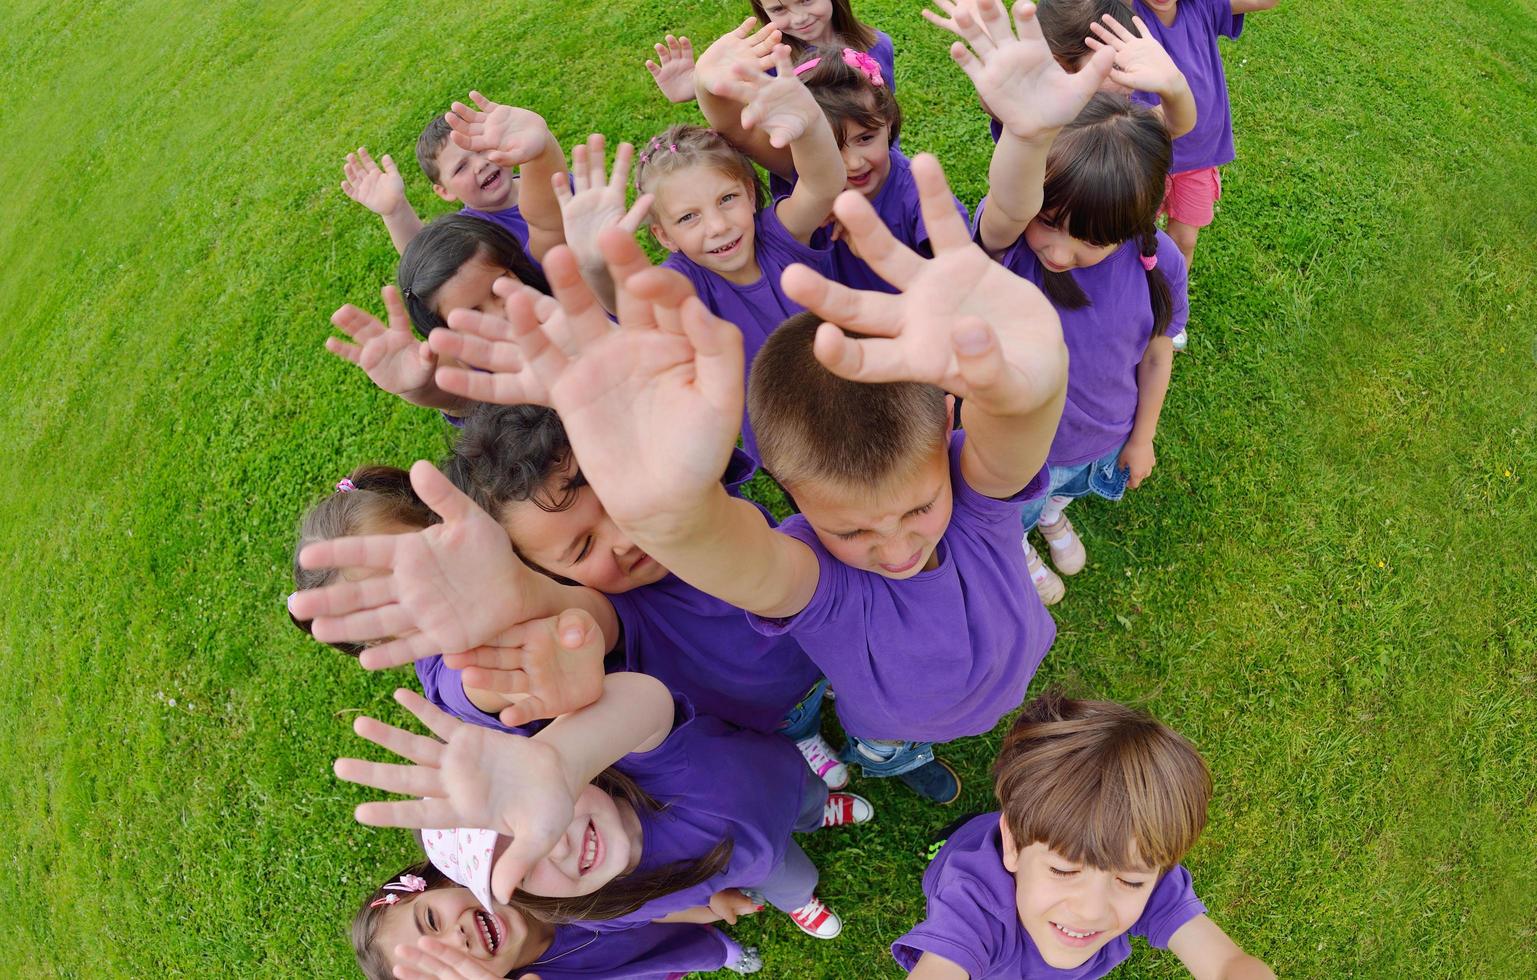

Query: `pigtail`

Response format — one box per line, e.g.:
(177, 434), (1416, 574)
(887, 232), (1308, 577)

(1040, 267), (1091, 311)
(1140, 227), (1173, 341)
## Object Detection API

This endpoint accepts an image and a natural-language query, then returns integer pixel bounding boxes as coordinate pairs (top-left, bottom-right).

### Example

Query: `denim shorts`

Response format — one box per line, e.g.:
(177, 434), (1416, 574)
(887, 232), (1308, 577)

(777, 678), (830, 743)
(840, 736), (936, 778)
(1019, 443), (1131, 530)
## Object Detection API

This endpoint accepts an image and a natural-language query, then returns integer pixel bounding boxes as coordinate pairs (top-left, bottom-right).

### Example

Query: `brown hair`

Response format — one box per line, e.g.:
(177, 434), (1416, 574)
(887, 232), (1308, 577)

(1037, 93), (1175, 338)
(1037, 0), (1134, 69)
(796, 41), (903, 148)
(993, 690), (1212, 873)
(290, 465), (438, 656)
(748, 311), (948, 493)
(750, 0), (877, 61)
(416, 114), (455, 185)
(352, 773), (733, 975)
(634, 124), (766, 219)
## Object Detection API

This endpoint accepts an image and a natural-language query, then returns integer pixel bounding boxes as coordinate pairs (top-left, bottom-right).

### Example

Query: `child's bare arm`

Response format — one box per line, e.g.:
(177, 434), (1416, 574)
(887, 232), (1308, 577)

(290, 461), (620, 669)
(445, 93), (569, 260)
(449, 609), (610, 727)
(781, 155), (1068, 500)
(906, 952), (972, 979)
(694, 18), (794, 177)
(428, 237), (823, 620)
(1120, 333), (1173, 490)
(708, 46), (845, 242)
(552, 135), (654, 315)
(646, 33), (699, 104)
(1167, 914), (1276, 980)
(341, 147), (425, 254)
(1087, 15), (1196, 138)
(925, 0), (1113, 253)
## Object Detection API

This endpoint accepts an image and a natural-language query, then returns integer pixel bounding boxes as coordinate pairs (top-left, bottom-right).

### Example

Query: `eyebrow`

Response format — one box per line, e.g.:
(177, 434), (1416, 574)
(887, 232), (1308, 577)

(834, 492), (940, 535)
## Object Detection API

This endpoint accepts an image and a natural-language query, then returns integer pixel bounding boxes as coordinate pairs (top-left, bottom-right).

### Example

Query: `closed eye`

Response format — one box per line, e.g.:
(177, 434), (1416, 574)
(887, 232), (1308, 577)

(1118, 878), (1149, 889)
(1049, 866), (1079, 877)
(574, 535), (593, 563)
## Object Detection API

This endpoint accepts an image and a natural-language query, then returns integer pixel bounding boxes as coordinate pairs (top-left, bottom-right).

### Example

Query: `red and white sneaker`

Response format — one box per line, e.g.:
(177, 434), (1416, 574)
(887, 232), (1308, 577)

(795, 734), (849, 790)
(821, 792), (874, 828)
(788, 895), (843, 939)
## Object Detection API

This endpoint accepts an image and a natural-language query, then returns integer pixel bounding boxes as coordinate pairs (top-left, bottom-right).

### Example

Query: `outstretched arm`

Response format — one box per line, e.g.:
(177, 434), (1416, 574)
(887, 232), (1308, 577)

(445, 93), (569, 260)
(341, 147), (425, 254)
(780, 154), (1068, 498)
(427, 236), (823, 620)
(552, 134), (654, 315)
(925, 0), (1113, 253)
(1167, 914), (1276, 980)
(289, 461), (619, 669)
(694, 18), (794, 177)
(450, 608), (610, 728)
(707, 45), (846, 242)
(324, 284), (470, 414)
(1086, 15), (1196, 138)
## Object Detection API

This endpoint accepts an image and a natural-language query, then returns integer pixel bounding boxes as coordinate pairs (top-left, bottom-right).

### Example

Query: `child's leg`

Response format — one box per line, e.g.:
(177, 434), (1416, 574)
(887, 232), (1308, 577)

(845, 737), (961, 805)
(1165, 218), (1199, 272)
(778, 679), (848, 789)
(757, 839), (819, 913)
(1161, 167), (1220, 351)
(790, 765), (831, 833)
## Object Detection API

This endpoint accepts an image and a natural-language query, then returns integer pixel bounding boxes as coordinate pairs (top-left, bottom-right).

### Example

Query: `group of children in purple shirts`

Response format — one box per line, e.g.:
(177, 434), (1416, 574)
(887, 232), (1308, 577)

(290, 1), (1282, 978)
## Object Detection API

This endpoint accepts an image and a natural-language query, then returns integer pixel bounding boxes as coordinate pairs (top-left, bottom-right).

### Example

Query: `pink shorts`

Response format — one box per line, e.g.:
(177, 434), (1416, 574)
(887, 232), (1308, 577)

(1159, 166), (1222, 228)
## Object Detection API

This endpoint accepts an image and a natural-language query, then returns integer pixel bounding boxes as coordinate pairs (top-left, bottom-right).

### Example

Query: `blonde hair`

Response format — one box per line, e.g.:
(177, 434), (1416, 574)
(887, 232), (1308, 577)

(993, 691), (1212, 872)
(634, 124), (766, 220)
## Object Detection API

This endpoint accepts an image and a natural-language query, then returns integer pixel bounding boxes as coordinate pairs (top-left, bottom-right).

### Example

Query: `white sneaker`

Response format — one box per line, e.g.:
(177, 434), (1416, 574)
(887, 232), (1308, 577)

(1171, 328), (1189, 352)
(788, 895), (843, 939)
(795, 734), (850, 790)
(1024, 538), (1065, 605)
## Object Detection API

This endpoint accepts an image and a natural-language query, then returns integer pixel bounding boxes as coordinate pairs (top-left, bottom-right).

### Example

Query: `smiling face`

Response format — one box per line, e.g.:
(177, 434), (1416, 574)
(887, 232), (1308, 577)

(1024, 211), (1121, 274)
(836, 118), (892, 198)
(518, 785), (645, 898)
(373, 886), (547, 976)
(1000, 824), (1161, 970)
(432, 141), (519, 211)
(649, 166), (761, 285)
(759, 0), (836, 46)
(790, 442), (954, 579)
(497, 464), (670, 594)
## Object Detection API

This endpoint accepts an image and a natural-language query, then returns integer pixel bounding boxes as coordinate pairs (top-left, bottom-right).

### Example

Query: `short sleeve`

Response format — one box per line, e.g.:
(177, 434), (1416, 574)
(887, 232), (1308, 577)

(764, 196), (835, 274)
(890, 872), (1006, 977)
(745, 519), (850, 637)
(1206, 0), (1245, 38)
(1133, 864), (1208, 949)
(948, 431), (1050, 520)
(1156, 233), (1190, 338)
(415, 655), (540, 735)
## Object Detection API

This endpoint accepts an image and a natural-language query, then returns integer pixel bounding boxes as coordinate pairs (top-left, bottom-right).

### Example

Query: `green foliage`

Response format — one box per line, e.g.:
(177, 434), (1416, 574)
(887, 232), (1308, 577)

(1, 0), (1534, 975)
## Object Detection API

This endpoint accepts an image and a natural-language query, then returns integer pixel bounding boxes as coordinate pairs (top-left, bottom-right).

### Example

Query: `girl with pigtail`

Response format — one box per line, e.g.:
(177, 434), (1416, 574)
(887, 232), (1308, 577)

(932, 0), (1187, 607)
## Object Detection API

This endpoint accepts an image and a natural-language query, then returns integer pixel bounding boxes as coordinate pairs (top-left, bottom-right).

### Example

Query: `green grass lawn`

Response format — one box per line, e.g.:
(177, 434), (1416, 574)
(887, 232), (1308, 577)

(2, 0), (1535, 976)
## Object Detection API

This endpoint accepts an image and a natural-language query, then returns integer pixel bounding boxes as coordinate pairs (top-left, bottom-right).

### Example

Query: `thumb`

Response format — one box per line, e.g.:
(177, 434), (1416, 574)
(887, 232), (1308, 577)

(409, 459), (475, 524)
(490, 832), (550, 903)
(951, 317), (1004, 391)
(555, 608), (598, 649)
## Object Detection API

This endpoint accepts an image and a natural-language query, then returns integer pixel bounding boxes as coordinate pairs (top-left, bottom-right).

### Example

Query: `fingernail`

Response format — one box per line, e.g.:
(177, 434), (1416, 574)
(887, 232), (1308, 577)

(954, 327), (990, 355)
(286, 591), (298, 613)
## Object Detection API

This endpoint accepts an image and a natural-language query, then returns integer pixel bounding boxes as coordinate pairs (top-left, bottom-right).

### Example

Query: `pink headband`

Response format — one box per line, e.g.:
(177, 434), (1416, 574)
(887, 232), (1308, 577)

(422, 826), (500, 913)
(368, 872), (427, 908)
(1139, 254), (1158, 271)
(335, 478), (355, 493)
(793, 47), (885, 88)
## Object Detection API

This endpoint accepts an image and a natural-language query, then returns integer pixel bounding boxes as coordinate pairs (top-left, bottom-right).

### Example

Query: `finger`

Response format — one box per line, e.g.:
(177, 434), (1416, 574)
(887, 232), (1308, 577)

(585, 133), (607, 189)
(608, 142), (634, 195)
(772, 43), (794, 79)
(297, 535), (403, 574)
(953, 0), (999, 54)
(442, 305), (520, 343)
(645, 59), (662, 78)
(468, 90), (493, 112)
(1130, 15), (1151, 40)
(324, 336), (363, 365)
(568, 141), (590, 193)
(434, 365), (546, 406)
(1087, 21), (1119, 48)
(1109, 13), (1139, 42)
(538, 247), (611, 349)
(334, 757), (444, 798)
(462, 666), (531, 696)
(382, 284), (412, 332)
(410, 459), (481, 526)
(617, 193), (654, 234)
(498, 696), (551, 729)
(330, 304), (385, 341)
(780, 263), (905, 337)
(310, 603), (416, 644)
(429, 327), (526, 374)
(812, 322), (913, 383)
(491, 833), (557, 903)
(358, 146), (378, 171)
(732, 16), (758, 39)
(294, 574), (395, 617)
(950, 316), (1005, 392)
(356, 631), (443, 672)
(1009, 0), (1044, 44)
(381, 153), (399, 176)
(555, 608), (597, 648)
(679, 296), (746, 405)
(598, 225), (666, 325)
(395, 687), (465, 742)
(679, 36), (692, 56)
(1073, 41), (1117, 93)
(829, 188), (926, 284)
(920, 7), (963, 36)
(710, 74), (759, 103)
(625, 265), (705, 335)
(910, 154), (973, 252)
(353, 796), (464, 830)
(402, 938), (497, 980)
(353, 714), (447, 767)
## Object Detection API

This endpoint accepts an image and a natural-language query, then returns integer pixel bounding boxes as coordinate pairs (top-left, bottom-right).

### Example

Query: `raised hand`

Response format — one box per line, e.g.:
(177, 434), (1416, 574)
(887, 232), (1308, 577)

(646, 34), (697, 103)
(1087, 14), (1188, 98)
(707, 45), (821, 149)
(924, 0), (1113, 140)
(335, 688), (574, 902)
(341, 147), (408, 217)
(289, 462), (537, 669)
(694, 17), (783, 99)
(395, 937), (507, 980)
(553, 135), (654, 277)
(444, 609), (608, 728)
(445, 92), (552, 168)
(326, 285), (463, 411)
(781, 154), (1061, 416)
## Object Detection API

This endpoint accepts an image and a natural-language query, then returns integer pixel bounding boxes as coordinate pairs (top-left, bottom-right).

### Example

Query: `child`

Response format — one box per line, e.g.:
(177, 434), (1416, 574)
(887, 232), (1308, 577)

(354, 861), (761, 979)
(890, 692), (1274, 979)
(645, 3), (897, 103)
(697, 32), (969, 294)
(945, 0), (1186, 605)
(337, 676), (872, 940)
(341, 94), (567, 260)
(1129, 0), (1279, 299)
(414, 150), (1094, 805)
(634, 38), (844, 456)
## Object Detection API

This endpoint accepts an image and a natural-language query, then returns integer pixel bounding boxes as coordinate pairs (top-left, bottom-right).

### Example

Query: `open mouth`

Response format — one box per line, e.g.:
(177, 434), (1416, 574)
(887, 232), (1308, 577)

(473, 908), (504, 955)
(846, 170), (874, 189)
(879, 549), (924, 574)
(579, 819), (602, 875)
(706, 235), (742, 258)
(478, 169), (503, 191)
(1050, 921), (1102, 946)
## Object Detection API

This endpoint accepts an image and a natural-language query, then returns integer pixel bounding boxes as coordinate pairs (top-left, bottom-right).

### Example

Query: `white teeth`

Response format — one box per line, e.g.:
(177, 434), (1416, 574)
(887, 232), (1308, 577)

(1055, 923), (1094, 939)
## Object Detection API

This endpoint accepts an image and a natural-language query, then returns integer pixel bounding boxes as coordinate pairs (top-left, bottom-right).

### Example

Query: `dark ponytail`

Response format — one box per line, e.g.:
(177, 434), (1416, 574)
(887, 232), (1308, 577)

(1140, 227), (1173, 340)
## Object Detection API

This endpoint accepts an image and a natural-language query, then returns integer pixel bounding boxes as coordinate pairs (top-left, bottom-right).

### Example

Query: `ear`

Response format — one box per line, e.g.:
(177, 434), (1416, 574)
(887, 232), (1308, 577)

(649, 223), (679, 253)
(998, 815), (1021, 873)
(944, 394), (957, 432)
(433, 182), (458, 204)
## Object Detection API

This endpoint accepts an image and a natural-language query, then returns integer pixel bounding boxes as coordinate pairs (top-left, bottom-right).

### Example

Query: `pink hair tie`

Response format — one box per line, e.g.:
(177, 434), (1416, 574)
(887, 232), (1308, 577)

(369, 873), (427, 908)
(792, 57), (821, 77)
(1139, 253), (1158, 271)
(335, 478), (356, 493)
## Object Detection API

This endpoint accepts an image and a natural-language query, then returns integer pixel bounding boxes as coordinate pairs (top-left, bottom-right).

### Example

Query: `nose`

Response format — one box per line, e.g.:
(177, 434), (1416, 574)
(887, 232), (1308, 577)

(702, 207), (730, 237)
(873, 534), (913, 566)
(1064, 878), (1114, 927)
(840, 145), (862, 172)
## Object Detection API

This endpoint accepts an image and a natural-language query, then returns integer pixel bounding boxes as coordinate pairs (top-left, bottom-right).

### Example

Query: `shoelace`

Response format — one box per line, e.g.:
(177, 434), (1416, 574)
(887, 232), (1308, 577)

(796, 736), (839, 777)
(791, 896), (831, 929)
(822, 794), (855, 827)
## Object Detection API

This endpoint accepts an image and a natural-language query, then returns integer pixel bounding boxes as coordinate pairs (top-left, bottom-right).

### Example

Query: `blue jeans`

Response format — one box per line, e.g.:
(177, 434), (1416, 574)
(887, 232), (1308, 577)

(841, 736), (937, 778)
(1018, 443), (1131, 530)
(777, 679), (830, 742)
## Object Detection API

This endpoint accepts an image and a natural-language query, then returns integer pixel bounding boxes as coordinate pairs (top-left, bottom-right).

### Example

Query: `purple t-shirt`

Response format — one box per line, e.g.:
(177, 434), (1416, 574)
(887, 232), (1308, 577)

(806, 148), (969, 294)
(460, 203), (532, 252)
(997, 228), (1189, 467)
(748, 431), (1054, 743)
(663, 204), (833, 459)
(891, 813), (1207, 979)
(590, 697), (808, 930)
(416, 654), (537, 737)
(1131, 0), (1245, 173)
(517, 922), (733, 979)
